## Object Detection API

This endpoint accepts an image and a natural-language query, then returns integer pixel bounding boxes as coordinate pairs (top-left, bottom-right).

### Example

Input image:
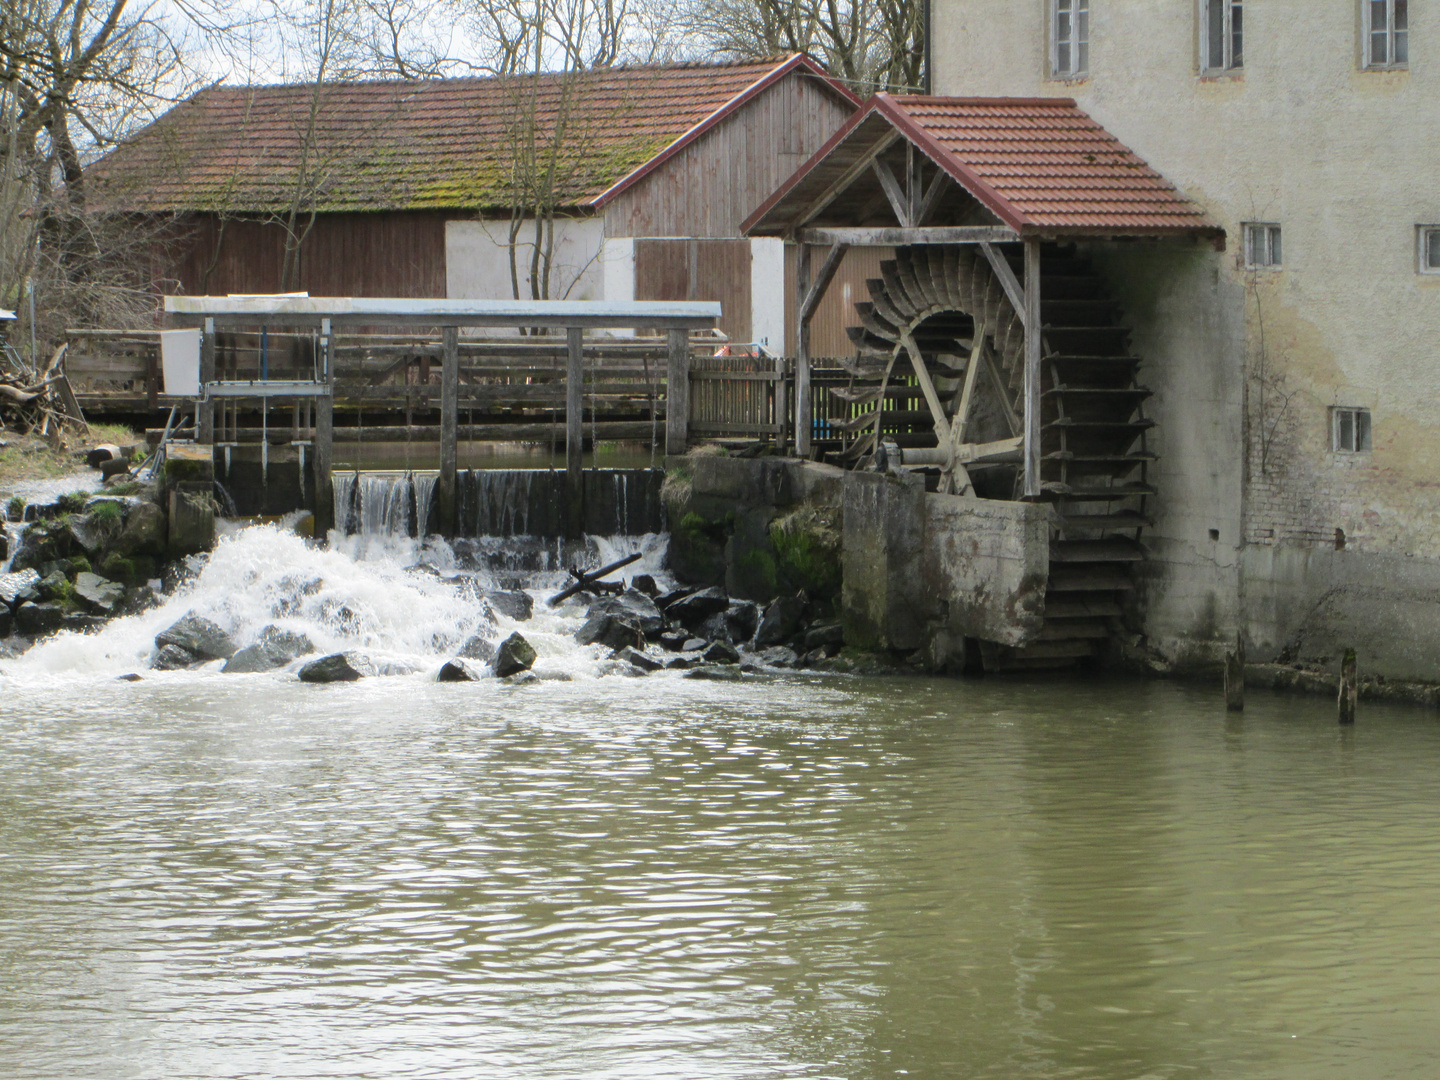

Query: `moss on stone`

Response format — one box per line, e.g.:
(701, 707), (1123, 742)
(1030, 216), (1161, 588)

(57, 491), (90, 514)
(99, 553), (138, 584)
(769, 504), (842, 602)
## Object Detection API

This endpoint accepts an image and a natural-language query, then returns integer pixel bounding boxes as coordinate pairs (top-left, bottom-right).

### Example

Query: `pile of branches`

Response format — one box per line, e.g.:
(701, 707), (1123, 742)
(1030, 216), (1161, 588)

(1, 342), (87, 441)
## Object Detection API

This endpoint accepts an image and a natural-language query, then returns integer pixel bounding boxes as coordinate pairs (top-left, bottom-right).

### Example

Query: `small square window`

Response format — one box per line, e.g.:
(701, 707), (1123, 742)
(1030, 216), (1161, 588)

(1419, 226), (1440, 273)
(1332, 407), (1372, 453)
(1244, 222), (1282, 269)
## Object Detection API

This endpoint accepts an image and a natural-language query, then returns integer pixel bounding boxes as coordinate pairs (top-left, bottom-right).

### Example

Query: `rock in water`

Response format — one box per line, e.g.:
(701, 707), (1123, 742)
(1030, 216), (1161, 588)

(612, 646), (663, 672)
(0, 569), (40, 610)
(575, 614), (644, 652)
(585, 590), (663, 636)
(299, 653), (366, 683)
(725, 601), (760, 644)
(259, 625), (315, 661)
(757, 645), (800, 668)
(754, 595), (807, 647)
(702, 641), (741, 665)
(437, 658), (483, 682)
(152, 643), (200, 670)
(15, 602), (65, 636)
(458, 634), (496, 661)
(73, 572), (124, 615)
(666, 587), (730, 627)
(631, 574), (659, 597)
(658, 629), (691, 651)
(155, 612), (236, 660)
(113, 502), (166, 557)
(484, 590), (534, 621)
(491, 632), (537, 677)
(803, 623), (844, 651)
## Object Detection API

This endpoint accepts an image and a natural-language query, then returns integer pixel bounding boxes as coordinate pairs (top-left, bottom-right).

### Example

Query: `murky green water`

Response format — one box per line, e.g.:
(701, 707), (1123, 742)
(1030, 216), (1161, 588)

(2, 675), (1438, 1079)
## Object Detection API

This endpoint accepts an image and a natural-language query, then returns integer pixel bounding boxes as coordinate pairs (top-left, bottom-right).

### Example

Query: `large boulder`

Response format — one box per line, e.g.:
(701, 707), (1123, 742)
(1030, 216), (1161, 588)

(15, 602), (65, 636)
(491, 632), (537, 677)
(803, 623), (845, 651)
(152, 643), (200, 670)
(0, 608), (11, 638)
(612, 646), (663, 672)
(754, 595), (807, 648)
(112, 501), (166, 557)
(155, 612), (236, 660)
(575, 613), (644, 652)
(484, 590), (534, 621)
(299, 652), (366, 683)
(665, 586), (730, 628)
(222, 629), (313, 673)
(73, 572), (124, 615)
(586, 590), (663, 636)
(702, 641), (741, 665)
(724, 601), (761, 644)
(458, 633), (496, 661)
(259, 625), (315, 659)
(756, 645), (799, 668)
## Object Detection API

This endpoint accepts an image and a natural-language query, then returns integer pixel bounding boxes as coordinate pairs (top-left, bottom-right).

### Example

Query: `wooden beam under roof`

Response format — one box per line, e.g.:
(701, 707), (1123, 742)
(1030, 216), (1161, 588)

(798, 226), (1019, 246)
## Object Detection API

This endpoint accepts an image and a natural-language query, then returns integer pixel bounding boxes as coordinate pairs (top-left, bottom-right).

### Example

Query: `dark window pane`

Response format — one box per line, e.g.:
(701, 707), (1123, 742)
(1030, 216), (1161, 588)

(1338, 411), (1354, 452)
(1208, 0), (1225, 67)
(1269, 227), (1282, 266)
(1357, 411), (1372, 452)
(1395, 0), (1407, 31)
(1425, 229), (1440, 270)
(1231, 3), (1243, 67)
(1396, 29), (1408, 63)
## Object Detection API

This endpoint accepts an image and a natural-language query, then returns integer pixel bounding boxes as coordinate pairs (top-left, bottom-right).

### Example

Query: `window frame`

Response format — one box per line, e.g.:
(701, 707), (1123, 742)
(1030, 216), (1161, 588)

(1051, 0), (1090, 80)
(1363, 0), (1409, 70)
(1332, 407), (1373, 454)
(1243, 222), (1283, 270)
(1417, 226), (1440, 274)
(1201, 0), (1244, 73)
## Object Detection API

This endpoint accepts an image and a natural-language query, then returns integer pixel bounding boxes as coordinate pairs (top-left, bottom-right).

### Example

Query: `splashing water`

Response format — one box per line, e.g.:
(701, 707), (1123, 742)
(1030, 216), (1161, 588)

(0, 524), (674, 686)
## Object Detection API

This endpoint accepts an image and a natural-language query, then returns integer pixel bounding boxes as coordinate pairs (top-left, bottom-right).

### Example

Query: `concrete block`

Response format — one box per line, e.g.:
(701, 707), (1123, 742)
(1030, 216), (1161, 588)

(168, 485), (216, 556)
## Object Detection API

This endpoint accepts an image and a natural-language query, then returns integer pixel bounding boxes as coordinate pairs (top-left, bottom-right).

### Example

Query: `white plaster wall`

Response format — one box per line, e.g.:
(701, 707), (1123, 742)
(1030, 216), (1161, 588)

(750, 238), (786, 352)
(600, 236), (636, 337)
(934, 0), (1440, 675)
(445, 217), (606, 302)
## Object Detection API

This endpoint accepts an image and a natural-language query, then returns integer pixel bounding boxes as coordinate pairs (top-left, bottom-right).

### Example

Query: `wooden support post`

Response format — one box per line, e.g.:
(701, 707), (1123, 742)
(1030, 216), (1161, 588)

(312, 318), (334, 536)
(438, 326), (459, 536)
(1339, 648), (1358, 724)
(567, 326), (584, 537)
(198, 317), (215, 444)
(1224, 635), (1245, 712)
(796, 243), (812, 458)
(774, 351), (788, 451)
(1022, 237), (1042, 498)
(665, 327), (689, 456)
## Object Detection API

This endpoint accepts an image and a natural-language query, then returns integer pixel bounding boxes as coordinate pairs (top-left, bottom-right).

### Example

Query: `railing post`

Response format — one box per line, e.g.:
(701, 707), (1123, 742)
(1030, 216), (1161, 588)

(567, 326), (585, 537)
(312, 317), (334, 536)
(665, 327), (689, 456)
(198, 316), (215, 444)
(775, 351), (788, 451)
(1023, 236), (1042, 498)
(438, 325), (459, 537)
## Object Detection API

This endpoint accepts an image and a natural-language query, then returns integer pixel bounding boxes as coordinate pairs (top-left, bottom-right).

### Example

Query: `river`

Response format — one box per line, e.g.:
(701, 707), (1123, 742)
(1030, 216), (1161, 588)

(2, 526), (1439, 1078)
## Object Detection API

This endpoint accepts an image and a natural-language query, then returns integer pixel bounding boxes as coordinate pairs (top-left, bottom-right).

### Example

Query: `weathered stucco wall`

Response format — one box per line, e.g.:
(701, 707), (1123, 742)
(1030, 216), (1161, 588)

(933, 0), (1440, 679)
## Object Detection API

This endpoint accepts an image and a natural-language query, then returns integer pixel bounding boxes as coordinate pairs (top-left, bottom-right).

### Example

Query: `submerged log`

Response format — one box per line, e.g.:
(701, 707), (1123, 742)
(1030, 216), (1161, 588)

(546, 551), (642, 607)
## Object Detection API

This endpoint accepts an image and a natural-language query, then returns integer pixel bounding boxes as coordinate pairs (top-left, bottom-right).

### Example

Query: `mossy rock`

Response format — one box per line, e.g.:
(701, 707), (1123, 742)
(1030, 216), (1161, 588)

(770, 504), (842, 605)
(667, 509), (731, 586)
(163, 454), (214, 486)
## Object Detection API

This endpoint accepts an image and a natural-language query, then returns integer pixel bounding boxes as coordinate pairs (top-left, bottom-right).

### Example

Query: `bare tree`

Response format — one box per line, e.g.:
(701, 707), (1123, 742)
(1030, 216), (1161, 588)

(681, 0), (922, 94)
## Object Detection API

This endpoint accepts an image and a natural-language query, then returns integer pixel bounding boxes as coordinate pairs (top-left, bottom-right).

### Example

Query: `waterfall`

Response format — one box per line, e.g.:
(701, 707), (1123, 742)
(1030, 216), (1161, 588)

(332, 472), (356, 536)
(358, 472), (412, 538)
(413, 473), (437, 538)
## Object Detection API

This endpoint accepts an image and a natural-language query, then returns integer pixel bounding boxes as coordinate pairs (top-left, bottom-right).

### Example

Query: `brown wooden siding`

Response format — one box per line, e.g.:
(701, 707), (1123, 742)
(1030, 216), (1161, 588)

(635, 238), (752, 342)
(602, 71), (854, 239)
(784, 245), (895, 358)
(158, 211), (448, 298)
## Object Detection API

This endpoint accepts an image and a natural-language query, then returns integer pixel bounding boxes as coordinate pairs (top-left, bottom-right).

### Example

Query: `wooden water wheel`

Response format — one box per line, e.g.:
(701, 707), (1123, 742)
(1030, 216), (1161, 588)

(839, 243), (1156, 671)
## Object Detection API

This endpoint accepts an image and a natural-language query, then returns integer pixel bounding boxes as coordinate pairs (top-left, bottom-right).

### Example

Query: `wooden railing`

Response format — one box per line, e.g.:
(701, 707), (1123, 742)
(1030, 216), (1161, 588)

(687, 345), (789, 447)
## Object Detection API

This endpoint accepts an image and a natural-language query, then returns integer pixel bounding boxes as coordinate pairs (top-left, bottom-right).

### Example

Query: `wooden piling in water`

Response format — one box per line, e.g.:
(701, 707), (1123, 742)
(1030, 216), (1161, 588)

(1224, 636), (1245, 712)
(566, 327), (584, 537)
(1339, 647), (1358, 724)
(438, 326), (459, 535)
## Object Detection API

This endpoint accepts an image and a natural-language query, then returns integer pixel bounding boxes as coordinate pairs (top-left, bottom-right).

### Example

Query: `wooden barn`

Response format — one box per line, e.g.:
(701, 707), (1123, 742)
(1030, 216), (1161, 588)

(90, 55), (866, 350)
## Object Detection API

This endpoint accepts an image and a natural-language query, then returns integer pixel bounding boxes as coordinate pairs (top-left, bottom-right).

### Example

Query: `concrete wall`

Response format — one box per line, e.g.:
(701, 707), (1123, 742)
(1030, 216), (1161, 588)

(933, 0), (1440, 680)
(842, 472), (1049, 656)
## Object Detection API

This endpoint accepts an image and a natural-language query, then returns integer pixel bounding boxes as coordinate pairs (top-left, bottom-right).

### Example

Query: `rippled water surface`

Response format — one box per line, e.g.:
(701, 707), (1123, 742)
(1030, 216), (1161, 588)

(4, 673), (1440, 1079)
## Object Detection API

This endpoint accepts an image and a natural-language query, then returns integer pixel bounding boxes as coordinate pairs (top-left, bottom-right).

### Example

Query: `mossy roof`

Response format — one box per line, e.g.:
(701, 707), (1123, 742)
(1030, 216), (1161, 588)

(89, 58), (838, 215)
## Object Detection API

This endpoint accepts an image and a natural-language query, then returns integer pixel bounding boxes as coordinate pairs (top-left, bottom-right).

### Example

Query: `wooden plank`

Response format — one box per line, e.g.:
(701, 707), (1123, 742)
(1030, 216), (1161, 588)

(980, 243), (1028, 325)
(799, 226), (1021, 246)
(791, 130), (900, 230)
(1023, 237), (1042, 498)
(666, 328), (689, 454)
(312, 320), (334, 533)
(872, 159), (911, 227)
(566, 327), (584, 536)
(796, 243), (812, 457)
(800, 243), (849, 323)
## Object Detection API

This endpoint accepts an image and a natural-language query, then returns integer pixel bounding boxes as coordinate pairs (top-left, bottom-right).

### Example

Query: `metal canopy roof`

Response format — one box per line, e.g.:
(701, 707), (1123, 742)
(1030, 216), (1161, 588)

(743, 93), (1222, 242)
(164, 296), (721, 330)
